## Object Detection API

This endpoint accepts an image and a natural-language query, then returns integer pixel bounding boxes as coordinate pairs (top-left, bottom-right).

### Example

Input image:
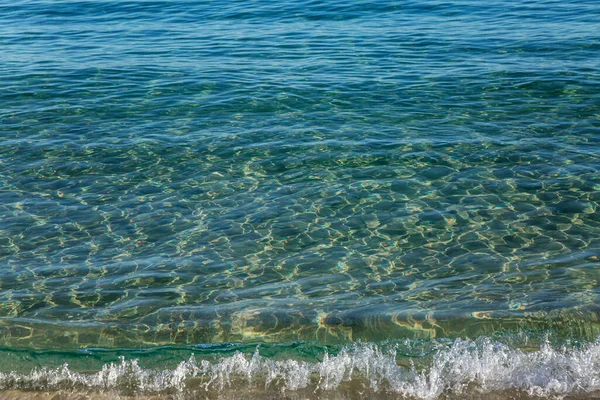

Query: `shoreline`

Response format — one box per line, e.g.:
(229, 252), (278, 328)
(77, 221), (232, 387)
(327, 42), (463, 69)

(2, 389), (600, 400)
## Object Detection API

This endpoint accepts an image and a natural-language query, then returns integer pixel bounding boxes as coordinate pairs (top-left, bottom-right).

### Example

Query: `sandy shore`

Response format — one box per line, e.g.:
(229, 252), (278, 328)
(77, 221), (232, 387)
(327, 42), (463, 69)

(2, 389), (600, 400)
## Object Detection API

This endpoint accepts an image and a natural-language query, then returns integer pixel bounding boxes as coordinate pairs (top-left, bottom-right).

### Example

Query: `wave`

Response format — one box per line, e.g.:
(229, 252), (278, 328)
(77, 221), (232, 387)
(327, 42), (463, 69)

(2, 337), (600, 399)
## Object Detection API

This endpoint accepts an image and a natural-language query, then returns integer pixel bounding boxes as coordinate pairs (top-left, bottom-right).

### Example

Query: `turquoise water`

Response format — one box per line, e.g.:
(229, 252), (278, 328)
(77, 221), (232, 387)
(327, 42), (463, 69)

(1, 0), (600, 398)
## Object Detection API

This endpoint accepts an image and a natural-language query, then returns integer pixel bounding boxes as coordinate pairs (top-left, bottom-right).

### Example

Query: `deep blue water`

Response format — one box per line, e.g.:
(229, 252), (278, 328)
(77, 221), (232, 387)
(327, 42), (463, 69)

(1, 0), (600, 398)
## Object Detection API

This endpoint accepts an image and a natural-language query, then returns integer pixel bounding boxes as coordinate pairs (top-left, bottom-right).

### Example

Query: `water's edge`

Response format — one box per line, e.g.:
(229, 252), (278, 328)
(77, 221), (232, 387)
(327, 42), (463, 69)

(2, 335), (600, 399)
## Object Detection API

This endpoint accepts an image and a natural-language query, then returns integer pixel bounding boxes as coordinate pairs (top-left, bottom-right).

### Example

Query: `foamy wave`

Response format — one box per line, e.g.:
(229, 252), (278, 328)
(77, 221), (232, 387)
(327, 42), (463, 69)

(2, 338), (600, 398)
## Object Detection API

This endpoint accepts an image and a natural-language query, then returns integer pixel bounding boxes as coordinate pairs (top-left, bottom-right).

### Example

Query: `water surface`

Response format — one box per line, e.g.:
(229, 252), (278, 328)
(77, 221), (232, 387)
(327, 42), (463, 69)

(1, 0), (599, 398)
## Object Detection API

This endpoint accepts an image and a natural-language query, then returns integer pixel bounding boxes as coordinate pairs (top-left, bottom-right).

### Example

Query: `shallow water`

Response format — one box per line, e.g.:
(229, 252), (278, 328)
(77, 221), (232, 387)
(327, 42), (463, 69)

(1, 0), (600, 398)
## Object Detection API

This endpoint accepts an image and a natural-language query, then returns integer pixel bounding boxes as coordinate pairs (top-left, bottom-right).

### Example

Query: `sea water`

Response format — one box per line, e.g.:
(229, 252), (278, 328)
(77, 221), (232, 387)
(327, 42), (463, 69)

(0, 0), (599, 398)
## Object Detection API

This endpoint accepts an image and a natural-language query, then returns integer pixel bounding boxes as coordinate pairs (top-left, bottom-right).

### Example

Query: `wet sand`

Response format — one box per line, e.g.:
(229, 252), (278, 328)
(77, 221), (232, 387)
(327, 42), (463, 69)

(2, 389), (600, 400)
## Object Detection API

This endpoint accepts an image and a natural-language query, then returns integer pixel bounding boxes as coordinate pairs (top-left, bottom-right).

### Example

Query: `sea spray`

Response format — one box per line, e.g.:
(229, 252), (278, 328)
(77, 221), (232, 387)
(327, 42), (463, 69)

(1, 338), (600, 398)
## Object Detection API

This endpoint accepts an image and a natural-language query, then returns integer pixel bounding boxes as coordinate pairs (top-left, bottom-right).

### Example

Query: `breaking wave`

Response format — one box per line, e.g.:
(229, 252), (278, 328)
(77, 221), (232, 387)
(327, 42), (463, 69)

(2, 337), (600, 399)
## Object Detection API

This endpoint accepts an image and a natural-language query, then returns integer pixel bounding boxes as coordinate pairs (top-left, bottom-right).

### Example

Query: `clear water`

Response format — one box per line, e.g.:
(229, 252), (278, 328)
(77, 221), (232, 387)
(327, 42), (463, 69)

(1, 0), (600, 398)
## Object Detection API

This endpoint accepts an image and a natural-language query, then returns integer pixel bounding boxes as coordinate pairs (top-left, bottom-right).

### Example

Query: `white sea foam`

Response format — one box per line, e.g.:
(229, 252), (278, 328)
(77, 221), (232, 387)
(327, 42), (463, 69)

(1, 338), (600, 398)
